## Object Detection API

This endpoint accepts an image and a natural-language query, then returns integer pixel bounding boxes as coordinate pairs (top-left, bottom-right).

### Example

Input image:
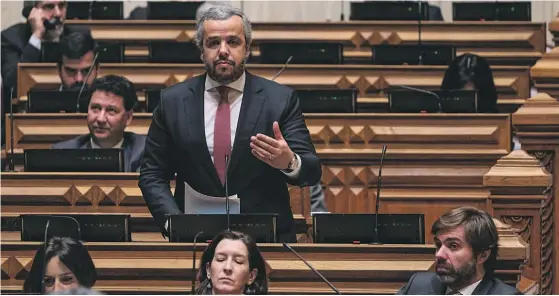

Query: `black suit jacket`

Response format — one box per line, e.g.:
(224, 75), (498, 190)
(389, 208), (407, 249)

(138, 72), (321, 241)
(397, 272), (521, 295)
(51, 132), (146, 172)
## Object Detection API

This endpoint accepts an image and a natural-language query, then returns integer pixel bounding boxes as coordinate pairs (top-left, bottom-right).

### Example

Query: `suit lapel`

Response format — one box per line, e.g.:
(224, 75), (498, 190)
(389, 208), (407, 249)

(472, 276), (492, 295)
(227, 73), (266, 181)
(429, 274), (447, 295)
(122, 133), (132, 172)
(184, 75), (223, 189)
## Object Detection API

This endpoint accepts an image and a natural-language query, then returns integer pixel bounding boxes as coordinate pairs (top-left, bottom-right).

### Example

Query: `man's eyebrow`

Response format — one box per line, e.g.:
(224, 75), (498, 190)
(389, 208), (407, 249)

(443, 237), (463, 243)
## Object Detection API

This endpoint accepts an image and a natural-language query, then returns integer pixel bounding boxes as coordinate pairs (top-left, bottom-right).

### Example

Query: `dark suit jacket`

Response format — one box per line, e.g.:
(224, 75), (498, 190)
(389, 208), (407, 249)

(397, 272), (521, 295)
(428, 4), (444, 21)
(138, 72), (321, 241)
(52, 132), (146, 172)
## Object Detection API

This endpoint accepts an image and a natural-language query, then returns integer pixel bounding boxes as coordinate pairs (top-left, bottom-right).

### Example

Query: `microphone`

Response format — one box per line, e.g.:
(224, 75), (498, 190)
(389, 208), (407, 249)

(372, 145), (387, 245)
(417, 0), (423, 65)
(282, 242), (341, 294)
(271, 56), (293, 81)
(75, 51), (99, 112)
(41, 220), (51, 294)
(7, 87), (16, 172)
(340, 0), (344, 21)
(224, 153), (231, 231)
(391, 84), (442, 113)
(191, 230), (204, 294)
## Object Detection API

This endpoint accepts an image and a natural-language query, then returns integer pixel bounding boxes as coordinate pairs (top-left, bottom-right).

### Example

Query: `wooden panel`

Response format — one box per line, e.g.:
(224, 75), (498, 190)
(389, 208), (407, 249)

(0, 238), (526, 295)
(5, 113), (512, 155)
(550, 17), (559, 44)
(66, 20), (546, 65)
(16, 63), (531, 113)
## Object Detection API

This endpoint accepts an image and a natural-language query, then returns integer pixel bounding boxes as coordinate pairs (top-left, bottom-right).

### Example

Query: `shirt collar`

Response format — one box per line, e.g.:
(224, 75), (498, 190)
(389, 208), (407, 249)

(90, 137), (124, 149)
(447, 279), (482, 295)
(204, 71), (246, 93)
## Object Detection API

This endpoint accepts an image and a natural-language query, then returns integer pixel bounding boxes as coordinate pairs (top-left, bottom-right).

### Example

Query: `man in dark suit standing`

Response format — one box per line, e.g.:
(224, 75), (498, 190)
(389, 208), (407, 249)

(397, 206), (520, 295)
(139, 5), (321, 242)
(53, 75), (145, 172)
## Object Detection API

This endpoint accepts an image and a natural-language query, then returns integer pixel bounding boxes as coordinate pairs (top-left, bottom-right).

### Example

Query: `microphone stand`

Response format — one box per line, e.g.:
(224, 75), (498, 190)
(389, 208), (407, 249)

(371, 145), (387, 245)
(76, 51), (99, 112)
(7, 87), (16, 172)
(191, 231), (204, 294)
(41, 220), (51, 294)
(417, 0), (423, 65)
(282, 242), (341, 294)
(225, 154), (230, 231)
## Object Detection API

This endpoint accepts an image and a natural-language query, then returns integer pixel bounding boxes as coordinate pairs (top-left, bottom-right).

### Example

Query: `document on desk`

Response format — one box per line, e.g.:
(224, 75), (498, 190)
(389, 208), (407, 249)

(183, 182), (240, 214)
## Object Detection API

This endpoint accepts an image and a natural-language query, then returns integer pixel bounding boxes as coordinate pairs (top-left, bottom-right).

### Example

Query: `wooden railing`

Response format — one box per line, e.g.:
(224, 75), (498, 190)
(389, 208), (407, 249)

(16, 63), (531, 113)
(66, 20), (546, 65)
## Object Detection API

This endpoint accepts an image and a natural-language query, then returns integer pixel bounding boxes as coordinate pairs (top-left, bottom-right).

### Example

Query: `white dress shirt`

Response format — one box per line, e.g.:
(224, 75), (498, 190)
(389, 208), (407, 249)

(90, 138), (124, 149)
(446, 279), (482, 295)
(203, 72), (301, 178)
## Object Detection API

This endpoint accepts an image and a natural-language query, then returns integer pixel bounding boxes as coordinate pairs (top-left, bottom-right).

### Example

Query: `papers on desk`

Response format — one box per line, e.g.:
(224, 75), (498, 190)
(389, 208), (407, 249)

(183, 182), (240, 214)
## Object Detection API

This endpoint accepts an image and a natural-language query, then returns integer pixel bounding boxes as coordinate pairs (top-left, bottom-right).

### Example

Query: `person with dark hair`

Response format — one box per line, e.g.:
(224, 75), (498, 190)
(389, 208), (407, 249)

(52, 75), (146, 172)
(397, 206), (520, 295)
(441, 53), (498, 113)
(196, 230), (268, 295)
(57, 31), (99, 90)
(1, 1), (90, 91)
(139, 5), (321, 242)
(23, 237), (97, 294)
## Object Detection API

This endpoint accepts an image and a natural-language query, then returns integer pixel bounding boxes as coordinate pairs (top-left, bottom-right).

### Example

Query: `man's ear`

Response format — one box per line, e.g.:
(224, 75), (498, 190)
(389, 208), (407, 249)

(247, 268), (258, 285)
(477, 250), (490, 265)
(125, 110), (133, 126)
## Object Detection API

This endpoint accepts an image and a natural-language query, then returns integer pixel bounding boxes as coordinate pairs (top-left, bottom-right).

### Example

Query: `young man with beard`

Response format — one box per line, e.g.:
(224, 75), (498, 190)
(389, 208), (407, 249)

(57, 31), (99, 91)
(397, 206), (520, 295)
(52, 75), (145, 172)
(139, 5), (321, 242)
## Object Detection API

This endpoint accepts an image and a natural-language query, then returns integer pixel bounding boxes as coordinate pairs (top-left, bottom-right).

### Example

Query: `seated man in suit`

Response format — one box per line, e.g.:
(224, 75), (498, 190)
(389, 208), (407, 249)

(397, 206), (519, 295)
(1, 0), (90, 91)
(57, 31), (99, 91)
(52, 75), (145, 172)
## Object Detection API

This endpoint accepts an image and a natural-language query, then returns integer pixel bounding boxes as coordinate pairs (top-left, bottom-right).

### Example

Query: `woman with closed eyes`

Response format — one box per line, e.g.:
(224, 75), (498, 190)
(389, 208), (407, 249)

(196, 230), (268, 295)
(23, 237), (97, 294)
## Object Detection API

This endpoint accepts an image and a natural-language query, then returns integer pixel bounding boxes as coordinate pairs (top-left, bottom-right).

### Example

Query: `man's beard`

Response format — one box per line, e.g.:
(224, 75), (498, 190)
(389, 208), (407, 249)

(435, 258), (477, 288)
(205, 57), (246, 85)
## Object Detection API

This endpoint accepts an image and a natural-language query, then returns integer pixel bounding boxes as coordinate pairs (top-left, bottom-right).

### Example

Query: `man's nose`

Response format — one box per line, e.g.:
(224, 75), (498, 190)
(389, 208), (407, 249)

(52, 5), (62, 17)
(435, 247), (448, 260)
(218, 41), (230, 57)
(74, 71), (84, 83)
(96, 111), (108, 123)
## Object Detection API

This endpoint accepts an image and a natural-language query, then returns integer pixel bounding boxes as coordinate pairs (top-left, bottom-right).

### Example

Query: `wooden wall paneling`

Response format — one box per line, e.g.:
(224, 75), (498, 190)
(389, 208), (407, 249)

(16, 64), (531, 113)
(66, 20), (546, 65)
(512, 93), (559, 294)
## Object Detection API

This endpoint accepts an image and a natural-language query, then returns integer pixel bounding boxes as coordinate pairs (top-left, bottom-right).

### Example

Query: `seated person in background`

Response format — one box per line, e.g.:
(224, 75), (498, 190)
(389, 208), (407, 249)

(427, 3), (444, 21)
(23, 237), (97, 294)
(1, 1), (90, 91)
(52, 75), (146, 172)
(57, 31), (99, 91)
(128, 1), (226, 21)
(196, 230), (268, 295)
(397, 206), (520, 295)
(441, 53), (498, 113)
(310, 183), (328, 213)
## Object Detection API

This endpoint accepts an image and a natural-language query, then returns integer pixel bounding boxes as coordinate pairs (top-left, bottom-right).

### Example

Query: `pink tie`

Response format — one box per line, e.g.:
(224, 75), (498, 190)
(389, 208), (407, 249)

(213, 86), (231, 185)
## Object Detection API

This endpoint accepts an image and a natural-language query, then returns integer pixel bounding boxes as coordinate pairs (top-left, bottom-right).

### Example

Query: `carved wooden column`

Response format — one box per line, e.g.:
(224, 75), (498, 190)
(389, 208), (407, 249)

(512, 93), (559, 294)
(484, 150), (551, 293)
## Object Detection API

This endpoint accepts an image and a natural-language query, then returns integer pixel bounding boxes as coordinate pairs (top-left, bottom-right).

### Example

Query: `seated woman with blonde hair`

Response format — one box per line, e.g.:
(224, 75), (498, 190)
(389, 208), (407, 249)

(196, 230), (268, 295)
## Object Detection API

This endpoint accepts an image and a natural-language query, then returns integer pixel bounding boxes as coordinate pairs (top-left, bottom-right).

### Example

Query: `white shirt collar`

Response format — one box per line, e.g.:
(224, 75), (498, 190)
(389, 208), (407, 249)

(447, 279), (482, 295)
(204, 71), (246, 94)
(90, 138), (124, 149)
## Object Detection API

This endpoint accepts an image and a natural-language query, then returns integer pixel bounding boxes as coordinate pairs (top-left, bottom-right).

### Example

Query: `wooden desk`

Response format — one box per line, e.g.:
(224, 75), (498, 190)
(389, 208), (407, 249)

(530, 17), (559, 97)
(66, 20), (546, 65)
(16, 63), (531, 113)
(550, 16), (559, 44)
(0, 238), (526, 294)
